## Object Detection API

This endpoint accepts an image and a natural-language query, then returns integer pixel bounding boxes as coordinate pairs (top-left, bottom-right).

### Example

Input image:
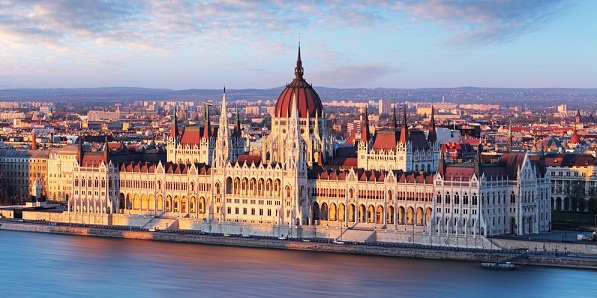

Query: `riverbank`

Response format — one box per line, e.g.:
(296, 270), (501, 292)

(2, 220), (596, 270)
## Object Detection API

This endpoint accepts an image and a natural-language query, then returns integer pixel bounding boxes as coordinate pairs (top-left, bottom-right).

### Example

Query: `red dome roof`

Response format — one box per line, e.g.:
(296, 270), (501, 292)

(274, 45), (323, 118)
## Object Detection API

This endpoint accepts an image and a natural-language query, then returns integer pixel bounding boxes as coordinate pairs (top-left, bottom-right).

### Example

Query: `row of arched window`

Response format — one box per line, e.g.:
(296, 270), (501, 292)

(74, 176), (114, 188)
(436, 192), (478, 205)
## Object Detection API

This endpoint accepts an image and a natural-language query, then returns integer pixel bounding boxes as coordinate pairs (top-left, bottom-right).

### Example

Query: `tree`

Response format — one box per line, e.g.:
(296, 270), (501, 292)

(566, 181), (585, 212)
(588, 187), (597, 215)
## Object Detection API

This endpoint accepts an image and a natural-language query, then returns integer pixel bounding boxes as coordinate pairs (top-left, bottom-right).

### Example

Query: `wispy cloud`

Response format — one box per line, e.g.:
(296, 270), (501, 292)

(0, 0), (573, 50)
(392, 0), (570, 45)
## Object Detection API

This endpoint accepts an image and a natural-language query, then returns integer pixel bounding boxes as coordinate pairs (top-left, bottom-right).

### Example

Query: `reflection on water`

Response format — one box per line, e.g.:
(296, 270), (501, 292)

(1, 231), (595, 297)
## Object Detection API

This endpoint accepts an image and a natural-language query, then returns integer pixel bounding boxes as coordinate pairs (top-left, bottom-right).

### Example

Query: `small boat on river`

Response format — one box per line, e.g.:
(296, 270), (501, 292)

(480, 262), (516, 270)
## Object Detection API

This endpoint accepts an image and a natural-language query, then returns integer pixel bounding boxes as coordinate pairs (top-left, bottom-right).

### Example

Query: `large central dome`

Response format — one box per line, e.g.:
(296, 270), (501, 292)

(274, 45), (324, 118)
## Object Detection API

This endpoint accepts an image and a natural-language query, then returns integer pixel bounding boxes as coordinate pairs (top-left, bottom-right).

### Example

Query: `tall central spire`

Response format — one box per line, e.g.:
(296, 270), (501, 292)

(295, 42), (304, 80)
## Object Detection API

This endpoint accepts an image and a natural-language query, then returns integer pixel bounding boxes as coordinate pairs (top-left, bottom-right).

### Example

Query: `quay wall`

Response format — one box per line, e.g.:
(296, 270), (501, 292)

(2, 222), (596, 269)
(492, 238), (597, 255)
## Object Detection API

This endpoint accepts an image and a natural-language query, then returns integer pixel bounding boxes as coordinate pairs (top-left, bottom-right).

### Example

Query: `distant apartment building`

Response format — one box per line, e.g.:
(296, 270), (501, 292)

(459, 104), (501, 111)
(88, 110), (121, 121)
(245, 106), (260, 115)
(378, 99), (392, 115)
(0, 112), (26, 120)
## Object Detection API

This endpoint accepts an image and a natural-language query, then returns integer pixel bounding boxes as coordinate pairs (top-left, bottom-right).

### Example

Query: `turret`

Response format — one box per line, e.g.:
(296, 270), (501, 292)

(215, 88), (231, 166)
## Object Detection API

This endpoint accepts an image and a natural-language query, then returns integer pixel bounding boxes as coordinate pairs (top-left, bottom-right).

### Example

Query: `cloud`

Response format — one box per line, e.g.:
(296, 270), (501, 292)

(392, 0), (570, 45)
(0, 0), (573, 52)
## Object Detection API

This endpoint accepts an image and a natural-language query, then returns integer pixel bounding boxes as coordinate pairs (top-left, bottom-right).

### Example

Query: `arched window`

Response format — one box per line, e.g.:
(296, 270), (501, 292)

(445, 192), (451, 204)
(511, 191), (516, 204)
(464, 193), (469, 205)
(454, 192), (460, 205)
(436, 192), (442, 204)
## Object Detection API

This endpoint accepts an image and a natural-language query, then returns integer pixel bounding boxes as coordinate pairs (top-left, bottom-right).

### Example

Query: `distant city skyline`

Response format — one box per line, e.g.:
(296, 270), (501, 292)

(1, 0), (595, 90)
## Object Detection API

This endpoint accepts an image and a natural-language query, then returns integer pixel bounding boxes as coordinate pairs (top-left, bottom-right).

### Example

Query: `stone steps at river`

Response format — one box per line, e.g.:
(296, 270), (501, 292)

(144, 217), (179, 231)
(338, 229), (376, 243)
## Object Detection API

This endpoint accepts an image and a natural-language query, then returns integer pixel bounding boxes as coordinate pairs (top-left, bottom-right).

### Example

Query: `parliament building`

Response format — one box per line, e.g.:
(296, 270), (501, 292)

(68, 46), (551, 247)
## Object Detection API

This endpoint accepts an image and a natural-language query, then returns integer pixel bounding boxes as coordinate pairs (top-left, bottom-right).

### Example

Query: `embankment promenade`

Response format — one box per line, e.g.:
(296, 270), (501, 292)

(1, 219), (596, 270)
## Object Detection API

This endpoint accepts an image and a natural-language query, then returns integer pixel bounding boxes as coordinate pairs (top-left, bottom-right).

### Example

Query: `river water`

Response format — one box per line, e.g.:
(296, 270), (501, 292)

(0, 231), (595, 298)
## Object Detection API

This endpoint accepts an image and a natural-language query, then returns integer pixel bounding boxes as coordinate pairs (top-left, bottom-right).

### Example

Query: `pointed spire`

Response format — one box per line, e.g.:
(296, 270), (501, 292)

(474, 143), (482, 177)
(295, 42), (304, 80)
(399, 103), (409, 143)
(203, 103), (211, 139)
(361, 105), (370, 143)
(391, 104), (397, 129)
(219, 87), (229, 139)
(507, 119), (513, 146)
(427, 104), (437, 144)
(215, 86), (231, 166)
(103, 135), (110, 164)
(438, 150), (447, 177)
(291, 92), (299, 121)
(170, 104), (179, 141)
(77, 135), (84, 166)
(233, 102), (241, 139)
(570, 126), (580, 144)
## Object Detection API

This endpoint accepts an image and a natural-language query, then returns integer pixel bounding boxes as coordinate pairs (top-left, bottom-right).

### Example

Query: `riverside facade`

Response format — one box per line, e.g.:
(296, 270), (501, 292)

(68, 46), (551, 245)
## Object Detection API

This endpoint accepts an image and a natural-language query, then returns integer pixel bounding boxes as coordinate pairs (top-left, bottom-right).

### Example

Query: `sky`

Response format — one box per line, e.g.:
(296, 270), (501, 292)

(0, 0), (596, 90)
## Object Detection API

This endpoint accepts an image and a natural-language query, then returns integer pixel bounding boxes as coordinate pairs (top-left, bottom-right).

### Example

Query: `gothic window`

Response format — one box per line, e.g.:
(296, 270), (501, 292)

(511, 191), (516, 204)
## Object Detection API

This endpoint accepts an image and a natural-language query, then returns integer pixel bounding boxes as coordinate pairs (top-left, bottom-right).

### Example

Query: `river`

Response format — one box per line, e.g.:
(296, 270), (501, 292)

(0, 231), (595, 297)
